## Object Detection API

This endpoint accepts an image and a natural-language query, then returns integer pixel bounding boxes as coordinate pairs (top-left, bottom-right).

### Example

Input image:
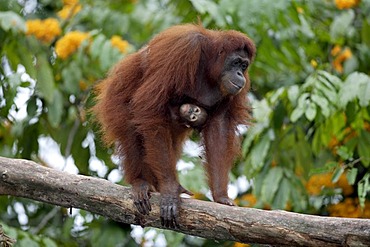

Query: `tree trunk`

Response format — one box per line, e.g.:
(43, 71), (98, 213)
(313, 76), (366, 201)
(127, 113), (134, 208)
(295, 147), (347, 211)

(1, 156), (369, 246)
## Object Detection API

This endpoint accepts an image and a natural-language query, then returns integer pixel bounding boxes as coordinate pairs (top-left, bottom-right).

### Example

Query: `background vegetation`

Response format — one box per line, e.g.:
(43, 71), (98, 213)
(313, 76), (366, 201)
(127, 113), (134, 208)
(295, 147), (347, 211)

(1, 0), (369, 246)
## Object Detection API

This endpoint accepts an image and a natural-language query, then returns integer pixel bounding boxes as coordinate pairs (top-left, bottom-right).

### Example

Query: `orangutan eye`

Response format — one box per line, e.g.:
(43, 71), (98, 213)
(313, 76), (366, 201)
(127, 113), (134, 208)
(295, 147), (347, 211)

(241, 62), (248, 71)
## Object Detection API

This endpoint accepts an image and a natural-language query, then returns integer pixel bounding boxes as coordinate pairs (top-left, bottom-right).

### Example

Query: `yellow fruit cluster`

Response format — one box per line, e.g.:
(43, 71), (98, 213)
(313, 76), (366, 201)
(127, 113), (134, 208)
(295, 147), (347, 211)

(328, 198), (370, 218)
(334, 0), (361, 9)
(306, 173), (353, 196)
(63, 0), (79, 5)
(110, 35), (130, 53)
(310, 59), (318, 68)
(331, 45), (352, 73)
(55, 31), (89, 59)
(26, 18), (61, 43)
(233, 243), (250, 247)
(58, 0), (82, 19)
(237, 193), (257, 207)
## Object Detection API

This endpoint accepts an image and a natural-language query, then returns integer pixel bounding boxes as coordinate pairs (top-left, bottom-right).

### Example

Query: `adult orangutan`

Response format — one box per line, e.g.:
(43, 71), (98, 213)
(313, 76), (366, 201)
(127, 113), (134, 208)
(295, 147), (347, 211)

(93, 24), (255, 227)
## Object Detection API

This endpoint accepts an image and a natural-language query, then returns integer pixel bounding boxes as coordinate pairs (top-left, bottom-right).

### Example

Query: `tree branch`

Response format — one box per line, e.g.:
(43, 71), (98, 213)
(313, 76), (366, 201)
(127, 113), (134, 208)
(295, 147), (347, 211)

(1, 156), (369, 247)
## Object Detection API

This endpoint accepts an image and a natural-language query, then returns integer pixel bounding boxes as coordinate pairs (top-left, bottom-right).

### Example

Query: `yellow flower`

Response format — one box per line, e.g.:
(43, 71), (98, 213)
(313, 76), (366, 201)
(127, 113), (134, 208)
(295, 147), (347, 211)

(334, 0), (360, 9)
(55, 31), (90, 59)
(365, 122), (370, 132)
(271, 159), (277, 167)
(63, 0), (79, 5)
(79, 80), (88, 91)
(58, 0), (81, 19)
(331, 45), (341, 56)
(336, 174), (354, 196)
(192, 192), (207, 200)
(58, 4), (82, 19)
(26, 18), (61, 43)
(110, 35), (130, 53)
(328, 198), (370, 218)
(332, 60), (343, 73)
(340, 48), (352, 60)
(238, 193), (257, 207)
(306, 173), (333, 195)
(234, 243), (250, 247)
(328, 136), (339, 150)
(296, 7), (304, 14)
(306, 172), (353, 196)
(310, 59), (318, 68)
(331, 47), (352, 73)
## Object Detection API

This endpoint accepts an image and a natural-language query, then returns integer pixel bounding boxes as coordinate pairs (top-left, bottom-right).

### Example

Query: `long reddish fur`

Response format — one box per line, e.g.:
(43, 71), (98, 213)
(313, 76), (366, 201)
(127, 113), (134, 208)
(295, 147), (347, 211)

(93, 24), (255, 196)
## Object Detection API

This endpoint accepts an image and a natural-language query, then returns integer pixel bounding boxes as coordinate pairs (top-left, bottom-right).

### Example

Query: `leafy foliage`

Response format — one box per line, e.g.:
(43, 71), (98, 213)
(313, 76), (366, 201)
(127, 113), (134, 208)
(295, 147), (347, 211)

(1, 0), (370, 246)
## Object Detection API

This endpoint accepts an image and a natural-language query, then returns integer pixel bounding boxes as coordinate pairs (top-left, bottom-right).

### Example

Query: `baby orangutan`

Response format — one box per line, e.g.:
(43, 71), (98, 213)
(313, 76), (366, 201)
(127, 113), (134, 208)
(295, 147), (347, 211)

(170, 103), (208, 129)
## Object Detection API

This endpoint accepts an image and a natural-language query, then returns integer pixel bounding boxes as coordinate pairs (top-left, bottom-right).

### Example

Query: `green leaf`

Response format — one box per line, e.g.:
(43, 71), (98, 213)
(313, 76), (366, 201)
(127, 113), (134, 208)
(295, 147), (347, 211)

(272, 101), (285, 130)
(312, 126), (323, 155)
(61, 61), (82, 94)
(179, 164), (207, 195)
(358, 78), (370, 107)
(336, 146), (353, 160)
(71, 132), (91, 175)
(305, 101), (317, 121)
(242, 123), (266, 157)
(318, 70), (342, 89)
(47, 90), (64, 128)
(290, 106), (304, 122)
(90, 34), (106, 60)
(189, 0), (207, 13)
(26, 96), (38, 117)
(358, 130), (370, 167)
(297, 93), (310, 107)
(339, 72), (370, 108)
(330, 10), (355, 42)
(295, 129), (312, 178)
(190, 0), (226, 26)
(361, 17), (370, 46)
(311, 94), (330, 117)
(42, 237), (58, 247)
(7, 73), (22, 87)
(330, 112), (346, 136)
(272, 177), (291, 209)
(290, 178), (307, 212)
(91, 224), (127, 247)
(298, 14), (314, 38)
(0, 11), (26, 32)
(332, 166), (344, 183)
(100, 40), (115, 71)
(36, 54), (55, 103)
(17, 45), (37, 79)
(358, 173), (370, 208)
(16, 237), (39, 247)
(309, 161), (338, 176)
(252, 99), (272, 123)
(346, 168), (358, 185)
(317, 72), (338, 91)
(343, 56), (359, 74)
(287, 85), (299, 105)
(249, 132), (271, 172)
(315, 82), (337, 104)
(261, 167), (284, 203)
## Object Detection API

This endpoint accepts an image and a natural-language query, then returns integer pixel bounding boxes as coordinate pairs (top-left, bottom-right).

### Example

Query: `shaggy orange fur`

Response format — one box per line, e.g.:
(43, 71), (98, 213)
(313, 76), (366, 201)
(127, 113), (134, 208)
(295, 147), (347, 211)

(93, 24), (255, 227)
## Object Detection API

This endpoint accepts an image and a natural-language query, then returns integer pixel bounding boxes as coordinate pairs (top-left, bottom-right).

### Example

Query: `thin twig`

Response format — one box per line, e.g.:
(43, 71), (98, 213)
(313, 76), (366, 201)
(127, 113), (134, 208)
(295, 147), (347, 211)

(30, 207), (60, 235)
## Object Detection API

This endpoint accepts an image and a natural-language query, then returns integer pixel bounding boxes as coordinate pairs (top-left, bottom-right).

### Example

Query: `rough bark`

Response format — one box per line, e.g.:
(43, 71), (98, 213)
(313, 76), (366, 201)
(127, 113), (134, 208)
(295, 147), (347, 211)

(0, 156), (370, 246)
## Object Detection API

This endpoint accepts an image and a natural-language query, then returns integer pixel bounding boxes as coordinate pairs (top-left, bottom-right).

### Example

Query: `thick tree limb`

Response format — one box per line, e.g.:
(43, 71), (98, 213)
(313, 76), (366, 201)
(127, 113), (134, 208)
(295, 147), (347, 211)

(1, 157), (370, 246)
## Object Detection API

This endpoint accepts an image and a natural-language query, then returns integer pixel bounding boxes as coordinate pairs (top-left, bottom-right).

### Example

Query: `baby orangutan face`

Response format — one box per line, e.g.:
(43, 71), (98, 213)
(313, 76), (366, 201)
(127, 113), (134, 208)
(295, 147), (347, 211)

(179, 103), (207, 127)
